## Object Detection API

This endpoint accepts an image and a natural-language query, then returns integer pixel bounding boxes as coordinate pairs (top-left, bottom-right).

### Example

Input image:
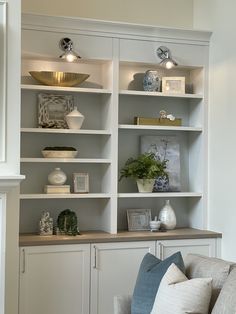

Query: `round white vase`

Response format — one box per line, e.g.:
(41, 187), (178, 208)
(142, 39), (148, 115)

(158, 200), (176, 230)
(66, 106), (84, 129)
(136, 179), (155, 193)
(48, 168), (67, 185)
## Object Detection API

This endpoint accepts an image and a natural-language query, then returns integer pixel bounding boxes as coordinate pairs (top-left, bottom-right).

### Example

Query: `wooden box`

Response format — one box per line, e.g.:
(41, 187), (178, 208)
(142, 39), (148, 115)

(134, 117), (182, 126)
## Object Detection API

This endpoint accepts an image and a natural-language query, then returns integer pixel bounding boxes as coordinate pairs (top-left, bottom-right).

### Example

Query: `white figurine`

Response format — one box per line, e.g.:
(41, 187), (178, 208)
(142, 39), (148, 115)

(39, 211), (53, 235)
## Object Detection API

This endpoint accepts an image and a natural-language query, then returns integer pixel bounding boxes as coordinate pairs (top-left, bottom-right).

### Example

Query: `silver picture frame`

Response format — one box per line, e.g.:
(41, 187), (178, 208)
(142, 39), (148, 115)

(127, 209), (152, 231)
(73, 173), (89, 193)
(162, 76), (185, 94)
(38, 93), (74, 128)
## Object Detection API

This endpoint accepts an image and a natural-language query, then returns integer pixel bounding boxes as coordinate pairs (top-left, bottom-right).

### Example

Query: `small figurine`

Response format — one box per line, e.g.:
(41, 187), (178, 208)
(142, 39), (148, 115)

(39, 210), (53, 235)
(159, 110), (167, 119)
(159, 110), (176, 121)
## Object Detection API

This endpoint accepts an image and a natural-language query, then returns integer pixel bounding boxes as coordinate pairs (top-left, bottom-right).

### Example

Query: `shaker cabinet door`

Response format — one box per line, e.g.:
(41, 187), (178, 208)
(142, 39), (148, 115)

(19, 244), (90, 314)
(156, 238), (217, 261)
(90, 241), (155, 314)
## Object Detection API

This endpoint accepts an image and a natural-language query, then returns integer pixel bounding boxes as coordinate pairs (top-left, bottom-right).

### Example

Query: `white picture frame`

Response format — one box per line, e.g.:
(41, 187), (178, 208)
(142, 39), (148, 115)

(38, 93), (74, 128)
(73, 173), (89, 193)
(162, 77), (185, 94)
(127, 209), (152, 231)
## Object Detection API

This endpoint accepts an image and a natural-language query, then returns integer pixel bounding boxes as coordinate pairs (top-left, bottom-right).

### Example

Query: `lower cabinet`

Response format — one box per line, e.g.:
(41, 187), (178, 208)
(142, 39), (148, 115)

(19, 238), (219, 314)
(19, 244), (90, 314)
(90, 241), (155, 314)
(156, 238), (217, 260)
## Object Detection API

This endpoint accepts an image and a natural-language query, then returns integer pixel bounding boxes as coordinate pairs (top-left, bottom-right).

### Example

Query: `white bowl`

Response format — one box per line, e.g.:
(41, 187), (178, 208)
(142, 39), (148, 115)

(149, 220), (161, 231)
(42, 150), (78, 158)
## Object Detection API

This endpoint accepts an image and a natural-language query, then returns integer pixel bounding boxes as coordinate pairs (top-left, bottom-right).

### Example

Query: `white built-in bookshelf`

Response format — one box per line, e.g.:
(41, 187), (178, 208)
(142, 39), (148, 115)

(20, 15), (210, 234)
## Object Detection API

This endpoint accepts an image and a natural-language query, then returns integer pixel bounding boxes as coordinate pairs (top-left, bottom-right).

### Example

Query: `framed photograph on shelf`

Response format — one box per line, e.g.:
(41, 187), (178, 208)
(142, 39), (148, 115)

(140, 135), (181, 192)
(127, 209), (152, 231)
(73, 173), (89, 193)
(38, 93), (74, 128)
(162, 77), (185, 94)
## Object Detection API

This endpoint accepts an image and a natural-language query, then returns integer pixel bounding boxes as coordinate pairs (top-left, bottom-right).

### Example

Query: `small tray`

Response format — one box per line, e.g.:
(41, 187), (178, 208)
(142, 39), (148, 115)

(134, 117), (182, 126)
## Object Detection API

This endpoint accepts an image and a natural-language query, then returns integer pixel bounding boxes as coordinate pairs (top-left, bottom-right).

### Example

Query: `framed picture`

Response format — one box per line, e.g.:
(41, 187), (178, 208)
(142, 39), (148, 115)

(162, 77), (185, 94)
(141, 135), (181, 192)
(73, 173), (89, 193)
(127, 209), (152, 231)
(38, 93), (74, 128)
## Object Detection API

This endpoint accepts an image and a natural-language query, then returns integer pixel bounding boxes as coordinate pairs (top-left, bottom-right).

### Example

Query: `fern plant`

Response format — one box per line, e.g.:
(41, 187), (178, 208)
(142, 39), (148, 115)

(119, 153), (168, 181)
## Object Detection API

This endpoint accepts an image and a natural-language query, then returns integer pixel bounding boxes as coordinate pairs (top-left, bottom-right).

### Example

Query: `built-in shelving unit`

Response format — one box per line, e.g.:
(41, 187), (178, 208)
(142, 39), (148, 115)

(118, 124), (202, 132)
(20, 16), (210, 235)
(21, 84), (112, 94)
(21, 128), (111, 135)
(118, 192), (202, 198)
(20, 193), (111, 199)
(119, 89), (203, 99)
(20, 158), (112, 163)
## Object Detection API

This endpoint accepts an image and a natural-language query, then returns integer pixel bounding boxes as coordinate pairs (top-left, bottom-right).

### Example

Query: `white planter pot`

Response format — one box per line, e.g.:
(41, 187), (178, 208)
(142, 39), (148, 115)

(136, 179), (155, 193)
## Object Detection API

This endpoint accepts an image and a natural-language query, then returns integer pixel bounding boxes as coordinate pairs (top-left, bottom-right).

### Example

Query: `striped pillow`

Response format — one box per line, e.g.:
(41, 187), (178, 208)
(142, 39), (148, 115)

(151, 263), (212, 314)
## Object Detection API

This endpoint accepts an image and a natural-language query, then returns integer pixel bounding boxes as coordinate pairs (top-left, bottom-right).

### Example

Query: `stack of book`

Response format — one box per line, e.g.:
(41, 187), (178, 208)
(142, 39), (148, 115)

(44, 185), (70, 194)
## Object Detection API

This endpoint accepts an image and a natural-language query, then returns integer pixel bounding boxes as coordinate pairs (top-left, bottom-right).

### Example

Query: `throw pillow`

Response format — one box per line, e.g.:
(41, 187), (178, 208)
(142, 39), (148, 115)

(131, 252), (185, 314)
(151, 263), (212, 314)
(185, 253), (236, 311)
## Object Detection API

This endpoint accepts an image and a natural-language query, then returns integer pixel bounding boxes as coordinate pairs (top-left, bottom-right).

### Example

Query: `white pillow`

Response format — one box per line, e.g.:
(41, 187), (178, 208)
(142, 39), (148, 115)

(150, 263), (212, 314)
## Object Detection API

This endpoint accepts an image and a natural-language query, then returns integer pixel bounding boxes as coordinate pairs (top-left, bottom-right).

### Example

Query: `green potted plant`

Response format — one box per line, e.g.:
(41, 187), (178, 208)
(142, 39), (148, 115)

(119, 152), (168, 192)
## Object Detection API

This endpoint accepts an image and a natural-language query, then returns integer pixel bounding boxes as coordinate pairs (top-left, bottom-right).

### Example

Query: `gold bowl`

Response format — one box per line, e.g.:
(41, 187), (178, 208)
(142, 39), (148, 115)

(29, 71), (90, 87)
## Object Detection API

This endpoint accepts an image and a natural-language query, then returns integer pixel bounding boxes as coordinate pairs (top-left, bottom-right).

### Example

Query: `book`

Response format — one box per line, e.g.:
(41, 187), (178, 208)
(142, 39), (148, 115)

(44, 185), (70, 194)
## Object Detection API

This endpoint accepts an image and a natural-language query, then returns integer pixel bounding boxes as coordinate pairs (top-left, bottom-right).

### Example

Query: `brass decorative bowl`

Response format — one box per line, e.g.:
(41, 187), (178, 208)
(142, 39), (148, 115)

(29, 71), (90, 87)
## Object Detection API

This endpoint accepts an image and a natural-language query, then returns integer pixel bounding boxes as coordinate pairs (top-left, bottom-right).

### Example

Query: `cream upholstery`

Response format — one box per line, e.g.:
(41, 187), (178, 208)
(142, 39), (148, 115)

(114, 254), (236, 314)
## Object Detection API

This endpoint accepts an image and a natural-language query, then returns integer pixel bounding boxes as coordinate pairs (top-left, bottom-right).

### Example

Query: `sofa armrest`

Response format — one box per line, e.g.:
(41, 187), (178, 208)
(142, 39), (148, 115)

(114, 295), (132, 314)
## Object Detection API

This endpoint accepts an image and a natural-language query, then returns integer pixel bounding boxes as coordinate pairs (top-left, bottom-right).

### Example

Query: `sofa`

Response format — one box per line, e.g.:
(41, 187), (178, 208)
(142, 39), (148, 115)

(114, 254), (236, 314)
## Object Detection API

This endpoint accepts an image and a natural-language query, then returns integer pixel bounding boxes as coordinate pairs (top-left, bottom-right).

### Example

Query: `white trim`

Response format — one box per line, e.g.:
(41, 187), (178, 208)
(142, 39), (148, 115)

(0, 193), (6, 314)
(22, 13), (212, 45)
(0, 175), (25, 189)
(0, 2), (7, 162)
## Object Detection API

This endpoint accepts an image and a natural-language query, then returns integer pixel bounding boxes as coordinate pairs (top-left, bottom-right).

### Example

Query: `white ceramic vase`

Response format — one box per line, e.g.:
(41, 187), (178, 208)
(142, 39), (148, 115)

(158, 200), (176, 230)
(66, 106), (84, 129)
(136, 179), (155, 193)
(48, 168), (67, 185)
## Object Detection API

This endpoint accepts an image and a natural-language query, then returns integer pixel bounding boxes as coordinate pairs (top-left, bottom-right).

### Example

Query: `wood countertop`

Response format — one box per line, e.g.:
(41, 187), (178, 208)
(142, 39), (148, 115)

(19, 228), (222, 246)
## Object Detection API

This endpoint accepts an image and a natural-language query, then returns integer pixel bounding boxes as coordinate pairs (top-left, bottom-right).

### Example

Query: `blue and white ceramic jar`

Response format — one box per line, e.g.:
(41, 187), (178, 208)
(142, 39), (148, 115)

(143, 70), (161, 92)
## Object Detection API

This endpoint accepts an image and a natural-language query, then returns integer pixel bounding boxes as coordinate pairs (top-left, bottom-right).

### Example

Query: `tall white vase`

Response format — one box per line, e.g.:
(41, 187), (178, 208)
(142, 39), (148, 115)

(158, 200), (176, 230)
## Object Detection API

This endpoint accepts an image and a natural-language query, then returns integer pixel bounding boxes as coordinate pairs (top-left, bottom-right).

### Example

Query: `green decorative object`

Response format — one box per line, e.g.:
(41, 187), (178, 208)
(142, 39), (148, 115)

(119, 153), (168, 192)
(119, 153), (168, 181)
(56, 209), (80, 236)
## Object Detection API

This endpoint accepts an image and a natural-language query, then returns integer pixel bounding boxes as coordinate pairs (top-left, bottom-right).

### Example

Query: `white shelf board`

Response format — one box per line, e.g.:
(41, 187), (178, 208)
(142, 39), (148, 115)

(21, 128), (111, 135)
(21, 158), (111, 163)
(20, 193), (111, 199)
(21, 84), (112, 94)
(119, 90), (203, 99)
(118, 192), (202, 198)
(119, 124), (202, 132)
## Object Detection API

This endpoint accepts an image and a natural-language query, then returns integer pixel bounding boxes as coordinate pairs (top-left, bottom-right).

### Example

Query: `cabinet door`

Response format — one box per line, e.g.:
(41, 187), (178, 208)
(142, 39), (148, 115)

(19, 244), (90, 314)
(90, 241), (155, 314)
(156, 238), (217, 260)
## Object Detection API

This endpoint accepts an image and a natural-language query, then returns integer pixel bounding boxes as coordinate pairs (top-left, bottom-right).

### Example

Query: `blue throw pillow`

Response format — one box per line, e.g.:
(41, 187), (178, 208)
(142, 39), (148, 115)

(131, 251), (185, 314)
